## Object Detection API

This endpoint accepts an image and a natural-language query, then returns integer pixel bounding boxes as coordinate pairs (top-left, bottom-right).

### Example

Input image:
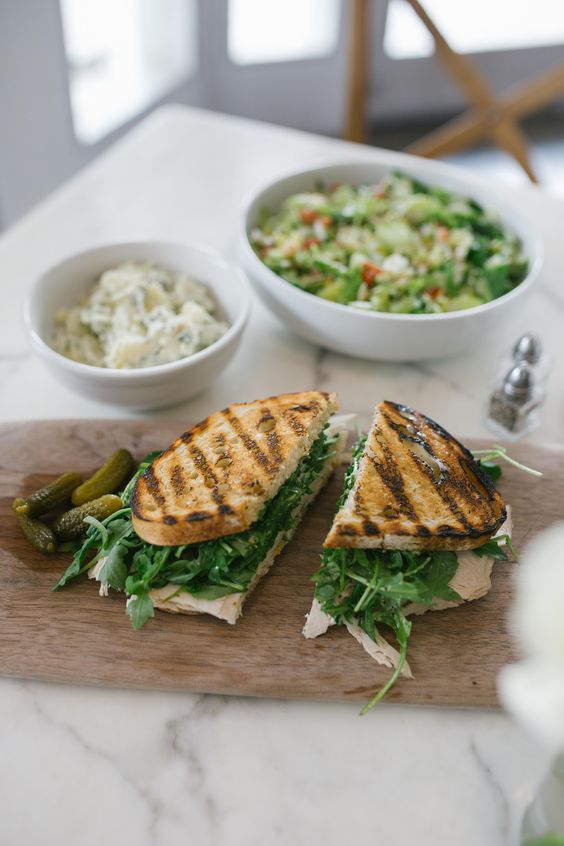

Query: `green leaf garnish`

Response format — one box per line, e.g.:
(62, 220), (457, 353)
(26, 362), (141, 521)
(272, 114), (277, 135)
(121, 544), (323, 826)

(479, 460), (502, 484)
(472, 536), (509, 561)
(126, 593), (154, 630)
(473, 445), (542, 478)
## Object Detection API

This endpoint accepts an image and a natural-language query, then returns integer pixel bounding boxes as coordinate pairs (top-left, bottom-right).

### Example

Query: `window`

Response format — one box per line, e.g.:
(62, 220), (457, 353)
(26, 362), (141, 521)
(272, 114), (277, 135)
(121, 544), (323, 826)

(228, 0), (341, 65)
(384, 0), (564, 60)
(60, 0), (197, 145)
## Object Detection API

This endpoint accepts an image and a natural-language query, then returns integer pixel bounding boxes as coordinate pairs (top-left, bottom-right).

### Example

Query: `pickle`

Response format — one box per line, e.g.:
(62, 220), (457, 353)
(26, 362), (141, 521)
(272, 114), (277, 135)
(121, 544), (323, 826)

(17, 512), (57, 555)
(53, 494), (123, 540)
(14, 472), (83, 517)
(71, 449), (135, 506)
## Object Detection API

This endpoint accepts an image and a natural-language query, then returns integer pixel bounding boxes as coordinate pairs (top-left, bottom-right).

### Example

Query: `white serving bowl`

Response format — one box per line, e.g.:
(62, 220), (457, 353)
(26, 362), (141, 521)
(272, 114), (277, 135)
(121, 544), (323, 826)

(25, 241), (251, 410)
(239, 159), (543, 361)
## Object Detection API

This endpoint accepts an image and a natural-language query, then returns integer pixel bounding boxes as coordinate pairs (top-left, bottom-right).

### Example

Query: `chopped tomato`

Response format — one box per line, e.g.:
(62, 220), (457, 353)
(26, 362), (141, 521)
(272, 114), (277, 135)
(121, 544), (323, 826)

(427, 286), (443, 299)
(299, 208), (318, 225)
(362, 262), (383, 286)
(436, 225), (449, 242)
(319, 215), (333, 227)
(303, 237), (320, 249)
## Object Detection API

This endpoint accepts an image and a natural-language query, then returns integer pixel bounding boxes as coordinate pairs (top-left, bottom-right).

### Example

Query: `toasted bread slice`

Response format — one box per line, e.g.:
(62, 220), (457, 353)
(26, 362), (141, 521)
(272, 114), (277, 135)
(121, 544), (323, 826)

(132, 391), (339, 546)
(324, 401), (506, 551)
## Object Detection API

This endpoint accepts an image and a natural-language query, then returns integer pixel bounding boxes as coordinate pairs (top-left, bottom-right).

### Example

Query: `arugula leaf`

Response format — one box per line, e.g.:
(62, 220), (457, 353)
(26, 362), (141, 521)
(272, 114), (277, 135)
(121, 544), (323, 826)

(96, 543), (128, 591)
(359, 611), (412, 714)
(479, 460), (502, 484)
(126, 593), (154, 630)
(52, 522), (106, 589)
(472, 536), (508, 561)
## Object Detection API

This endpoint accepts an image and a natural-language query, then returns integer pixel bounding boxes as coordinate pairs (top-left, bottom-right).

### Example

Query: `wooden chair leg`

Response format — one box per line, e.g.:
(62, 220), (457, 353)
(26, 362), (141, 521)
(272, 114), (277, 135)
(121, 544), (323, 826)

(407, 110), (486, 158)
(492, 119), (538, 183)
(405, 0), (540, 182)
(344, 0), (368, 143)
(501, 65), (564, 120)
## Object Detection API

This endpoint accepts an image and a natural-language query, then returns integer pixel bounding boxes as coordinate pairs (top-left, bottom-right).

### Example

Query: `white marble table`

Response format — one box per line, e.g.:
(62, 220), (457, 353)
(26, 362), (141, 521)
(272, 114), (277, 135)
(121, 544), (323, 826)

(1, 105), (561, 846)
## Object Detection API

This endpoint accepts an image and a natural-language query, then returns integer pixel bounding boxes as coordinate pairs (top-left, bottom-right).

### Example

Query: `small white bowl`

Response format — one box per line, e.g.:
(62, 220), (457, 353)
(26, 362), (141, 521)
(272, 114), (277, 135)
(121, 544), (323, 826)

(25, 241), (251, 410)
(239, 160), (543, 361)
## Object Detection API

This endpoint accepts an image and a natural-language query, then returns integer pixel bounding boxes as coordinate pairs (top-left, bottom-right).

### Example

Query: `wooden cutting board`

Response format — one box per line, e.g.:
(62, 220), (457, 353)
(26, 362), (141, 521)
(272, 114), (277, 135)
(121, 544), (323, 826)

(0, 419), (561, 708)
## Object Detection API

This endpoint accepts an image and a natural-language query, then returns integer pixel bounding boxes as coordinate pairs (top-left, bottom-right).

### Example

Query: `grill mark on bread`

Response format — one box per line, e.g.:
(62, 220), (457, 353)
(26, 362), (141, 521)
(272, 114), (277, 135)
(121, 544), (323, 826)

(460, 456), (497, 506)
(222, 410), (275, 476)
(185, 511), (212, 522)
(369, 441), (418, 520)
(386, 400), (504, 516)
(266, 430), (281, 463)
(383, 404), (497, 534)
(290, 402), (318, 413)
(258, 407), (283, 464)
(189, 444), (217, 485)
(285, 412), (307, 436)
(189, 444), (225, 505)
(170, 464), (186, 497)
(143, 466), (166, 508)
(352, 488), (370, 527)
(401, 444), (475, 533)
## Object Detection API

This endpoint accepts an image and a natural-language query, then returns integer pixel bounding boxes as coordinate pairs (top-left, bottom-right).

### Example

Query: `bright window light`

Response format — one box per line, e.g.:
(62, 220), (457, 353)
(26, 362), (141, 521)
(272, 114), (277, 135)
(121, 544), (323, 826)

(60, 0), (197, 145)
(228, 0), (341, 65)
(385, 0), (564, 60)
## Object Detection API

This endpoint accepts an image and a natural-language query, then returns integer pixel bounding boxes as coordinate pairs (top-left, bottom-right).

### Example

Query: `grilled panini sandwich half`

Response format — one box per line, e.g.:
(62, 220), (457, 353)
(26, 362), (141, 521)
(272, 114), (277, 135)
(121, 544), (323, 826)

(125, 391), (344, 624)
(304, 401), (511, 707)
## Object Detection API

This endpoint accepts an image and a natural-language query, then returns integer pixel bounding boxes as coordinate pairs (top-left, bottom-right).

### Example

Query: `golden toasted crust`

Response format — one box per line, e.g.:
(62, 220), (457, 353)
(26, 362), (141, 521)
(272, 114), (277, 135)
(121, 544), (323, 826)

(132, 391), (339, 545)
(325, 401), (506, 551)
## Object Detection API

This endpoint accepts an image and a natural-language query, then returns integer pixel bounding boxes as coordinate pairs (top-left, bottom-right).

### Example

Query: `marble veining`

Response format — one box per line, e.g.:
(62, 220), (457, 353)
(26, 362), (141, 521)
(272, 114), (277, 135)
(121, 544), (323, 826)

(0, 104), (561, 845)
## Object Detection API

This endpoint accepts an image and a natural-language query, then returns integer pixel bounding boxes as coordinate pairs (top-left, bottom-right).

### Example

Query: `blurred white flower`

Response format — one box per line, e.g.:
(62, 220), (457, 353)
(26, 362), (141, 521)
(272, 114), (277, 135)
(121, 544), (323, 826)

(498, 522), (564, 749)
(499, 659), (564, 748)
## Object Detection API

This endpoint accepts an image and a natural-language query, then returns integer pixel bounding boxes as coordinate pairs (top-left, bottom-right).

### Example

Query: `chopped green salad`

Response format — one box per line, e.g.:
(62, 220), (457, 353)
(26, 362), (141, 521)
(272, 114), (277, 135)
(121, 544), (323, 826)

(251, 171), (528, 314)
(54, 429), (339, 630)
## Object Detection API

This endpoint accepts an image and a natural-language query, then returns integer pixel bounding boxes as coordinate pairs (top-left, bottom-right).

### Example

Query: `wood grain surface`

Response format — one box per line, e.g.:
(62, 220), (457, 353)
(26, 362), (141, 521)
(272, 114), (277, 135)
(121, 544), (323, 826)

(0, 420), (562, 707)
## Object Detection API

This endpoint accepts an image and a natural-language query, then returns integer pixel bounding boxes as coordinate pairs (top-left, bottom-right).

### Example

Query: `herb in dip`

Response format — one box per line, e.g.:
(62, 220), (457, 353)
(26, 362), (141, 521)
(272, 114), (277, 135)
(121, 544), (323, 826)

(251, 172), (528, 314)
(53, 262), (228, 369)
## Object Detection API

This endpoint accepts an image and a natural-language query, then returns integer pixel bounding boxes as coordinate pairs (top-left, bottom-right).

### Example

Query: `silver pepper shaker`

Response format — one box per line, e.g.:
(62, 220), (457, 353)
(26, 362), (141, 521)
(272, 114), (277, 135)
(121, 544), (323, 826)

(512, 332), (551, 380)
(485, 361), (544, 441)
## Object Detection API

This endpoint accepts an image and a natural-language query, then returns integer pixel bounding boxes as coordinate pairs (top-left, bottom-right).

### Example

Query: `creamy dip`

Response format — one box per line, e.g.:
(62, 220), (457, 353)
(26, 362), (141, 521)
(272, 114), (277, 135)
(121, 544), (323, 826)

(53, 261), (228, 369)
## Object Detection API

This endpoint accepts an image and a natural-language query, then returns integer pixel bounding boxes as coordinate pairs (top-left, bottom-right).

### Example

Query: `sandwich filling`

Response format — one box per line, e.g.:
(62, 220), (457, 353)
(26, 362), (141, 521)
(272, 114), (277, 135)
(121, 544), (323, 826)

(55, 428), (340, 629)
(307, 435), (511, 710)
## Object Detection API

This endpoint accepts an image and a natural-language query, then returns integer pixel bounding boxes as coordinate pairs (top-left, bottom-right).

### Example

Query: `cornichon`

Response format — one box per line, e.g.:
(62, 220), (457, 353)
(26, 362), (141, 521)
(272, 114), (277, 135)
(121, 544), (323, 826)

(13, 471), (83, 517)
(16, 511), (57, 555)
(53, 494), (123, 540)
(71, 449), (135, 506)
